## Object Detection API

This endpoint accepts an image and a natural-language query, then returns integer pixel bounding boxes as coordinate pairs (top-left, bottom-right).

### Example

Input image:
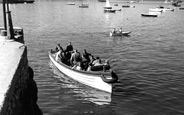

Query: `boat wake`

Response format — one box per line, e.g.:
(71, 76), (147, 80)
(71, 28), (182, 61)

(49, 61), (112, 105)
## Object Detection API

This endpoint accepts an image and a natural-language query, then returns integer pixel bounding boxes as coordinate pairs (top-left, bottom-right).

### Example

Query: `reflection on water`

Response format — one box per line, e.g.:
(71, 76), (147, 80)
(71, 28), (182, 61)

(49, 61), (111, 106)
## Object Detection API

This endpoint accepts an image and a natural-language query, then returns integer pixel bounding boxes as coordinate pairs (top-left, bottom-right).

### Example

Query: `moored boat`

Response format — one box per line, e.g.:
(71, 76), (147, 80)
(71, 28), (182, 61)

(79, 4), (89, 8)
(156, 6), (174, 11)
(122, 5), (130, 8)
(48, 51), (118, 93)
(104, 9), (116, 12)
(149, 8), (163, 12)
(67, 2), (75, 5)
(179, 7), (184, 10)
(141, 13), (158, 17)
(103, 0), (116, 13)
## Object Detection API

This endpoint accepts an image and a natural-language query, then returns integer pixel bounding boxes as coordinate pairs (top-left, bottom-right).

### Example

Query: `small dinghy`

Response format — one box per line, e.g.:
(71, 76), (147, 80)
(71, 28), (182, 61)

(141, 13), (158, 17)
(149, 8), (163, 12)
(110, 31), (131, 36)
(156, 6), (174, 11)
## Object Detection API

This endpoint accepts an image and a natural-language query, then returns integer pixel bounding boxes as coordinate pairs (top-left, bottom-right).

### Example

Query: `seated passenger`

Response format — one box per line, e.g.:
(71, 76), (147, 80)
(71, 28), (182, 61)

(92, 57), (102, 66)
(81, 49), (91, 70)
(66, 42), (73, 52)
(55, 49), (62, 62)
(70, 49), (82, 66)
(112, 28), (116, 34)
(82, 49), (91, 62)
(119, 28), (122, 33)
(72, 62), (82, 70)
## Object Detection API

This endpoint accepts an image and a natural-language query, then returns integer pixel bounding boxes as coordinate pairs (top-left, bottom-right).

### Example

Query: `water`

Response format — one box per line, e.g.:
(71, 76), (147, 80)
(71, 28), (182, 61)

(1, 0), (184, 114)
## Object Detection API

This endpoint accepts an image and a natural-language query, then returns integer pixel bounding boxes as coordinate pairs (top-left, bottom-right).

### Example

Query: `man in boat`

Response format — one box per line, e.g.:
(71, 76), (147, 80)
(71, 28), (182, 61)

(81, 49), (91, 70)
(82, 49), (91, 62)
(70, 49), (82, 67)
(66, 42), (73, 52)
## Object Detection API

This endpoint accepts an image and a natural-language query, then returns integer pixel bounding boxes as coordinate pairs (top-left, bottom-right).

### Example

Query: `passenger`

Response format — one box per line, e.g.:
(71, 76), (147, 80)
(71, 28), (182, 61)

(112, 28), (116, 34)
(103, 60), (110, 71)
(92, 57), (102, 66)
(55, 46), (59, 53)
(88, 55), (95, 66)
(70, 49), (82, 66)
(55, 49), (62, 62)
(86, 63), (92, 71)
(55, 44), (63, 53)
(81, 49), (91, 70)
(66, 42), (73, 52)
(119, 28), (122, 33)
(57, 44), (63, 51)
(60, 52), (68, 65)
(72, 62), (82, 70)
(82, 49), (91, 62)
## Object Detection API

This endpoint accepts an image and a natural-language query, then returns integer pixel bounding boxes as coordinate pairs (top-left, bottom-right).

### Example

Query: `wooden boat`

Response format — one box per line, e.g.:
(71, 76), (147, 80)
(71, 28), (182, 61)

(116, 9), (121, 11)
(79, 4), (89, 8)
(98, 0), (106, 2)
(103, 0), (116, 13)
(156, 6), (174, 11)
(48, 51), (118, 93)
(67, 2), (75, 5)
(141, 13), (158, 17)
(163, 8), (174, 11)
(179, 7), (184, 10)
(122, 5), (135, 8)
(172, 2), (181, 7)
(122, 5), (130, 8)
(104, 9), (116, 13)
(149, 8), (163, 12)
(110, 31), (131, 36)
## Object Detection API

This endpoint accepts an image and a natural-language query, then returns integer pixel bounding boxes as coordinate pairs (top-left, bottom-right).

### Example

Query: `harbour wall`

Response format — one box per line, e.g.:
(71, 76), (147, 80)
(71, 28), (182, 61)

(0, 33), (42, 115)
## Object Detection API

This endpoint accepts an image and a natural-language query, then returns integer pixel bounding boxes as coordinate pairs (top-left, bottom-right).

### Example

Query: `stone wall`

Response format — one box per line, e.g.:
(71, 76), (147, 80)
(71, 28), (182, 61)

(0, 35), (42, 115)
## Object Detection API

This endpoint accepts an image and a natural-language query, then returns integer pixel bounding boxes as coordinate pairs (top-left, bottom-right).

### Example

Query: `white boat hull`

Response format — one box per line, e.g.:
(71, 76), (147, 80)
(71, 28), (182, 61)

(49, 53), (112, 93)
(149, 8), (163, 12)
(110, 31), (131, 36)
